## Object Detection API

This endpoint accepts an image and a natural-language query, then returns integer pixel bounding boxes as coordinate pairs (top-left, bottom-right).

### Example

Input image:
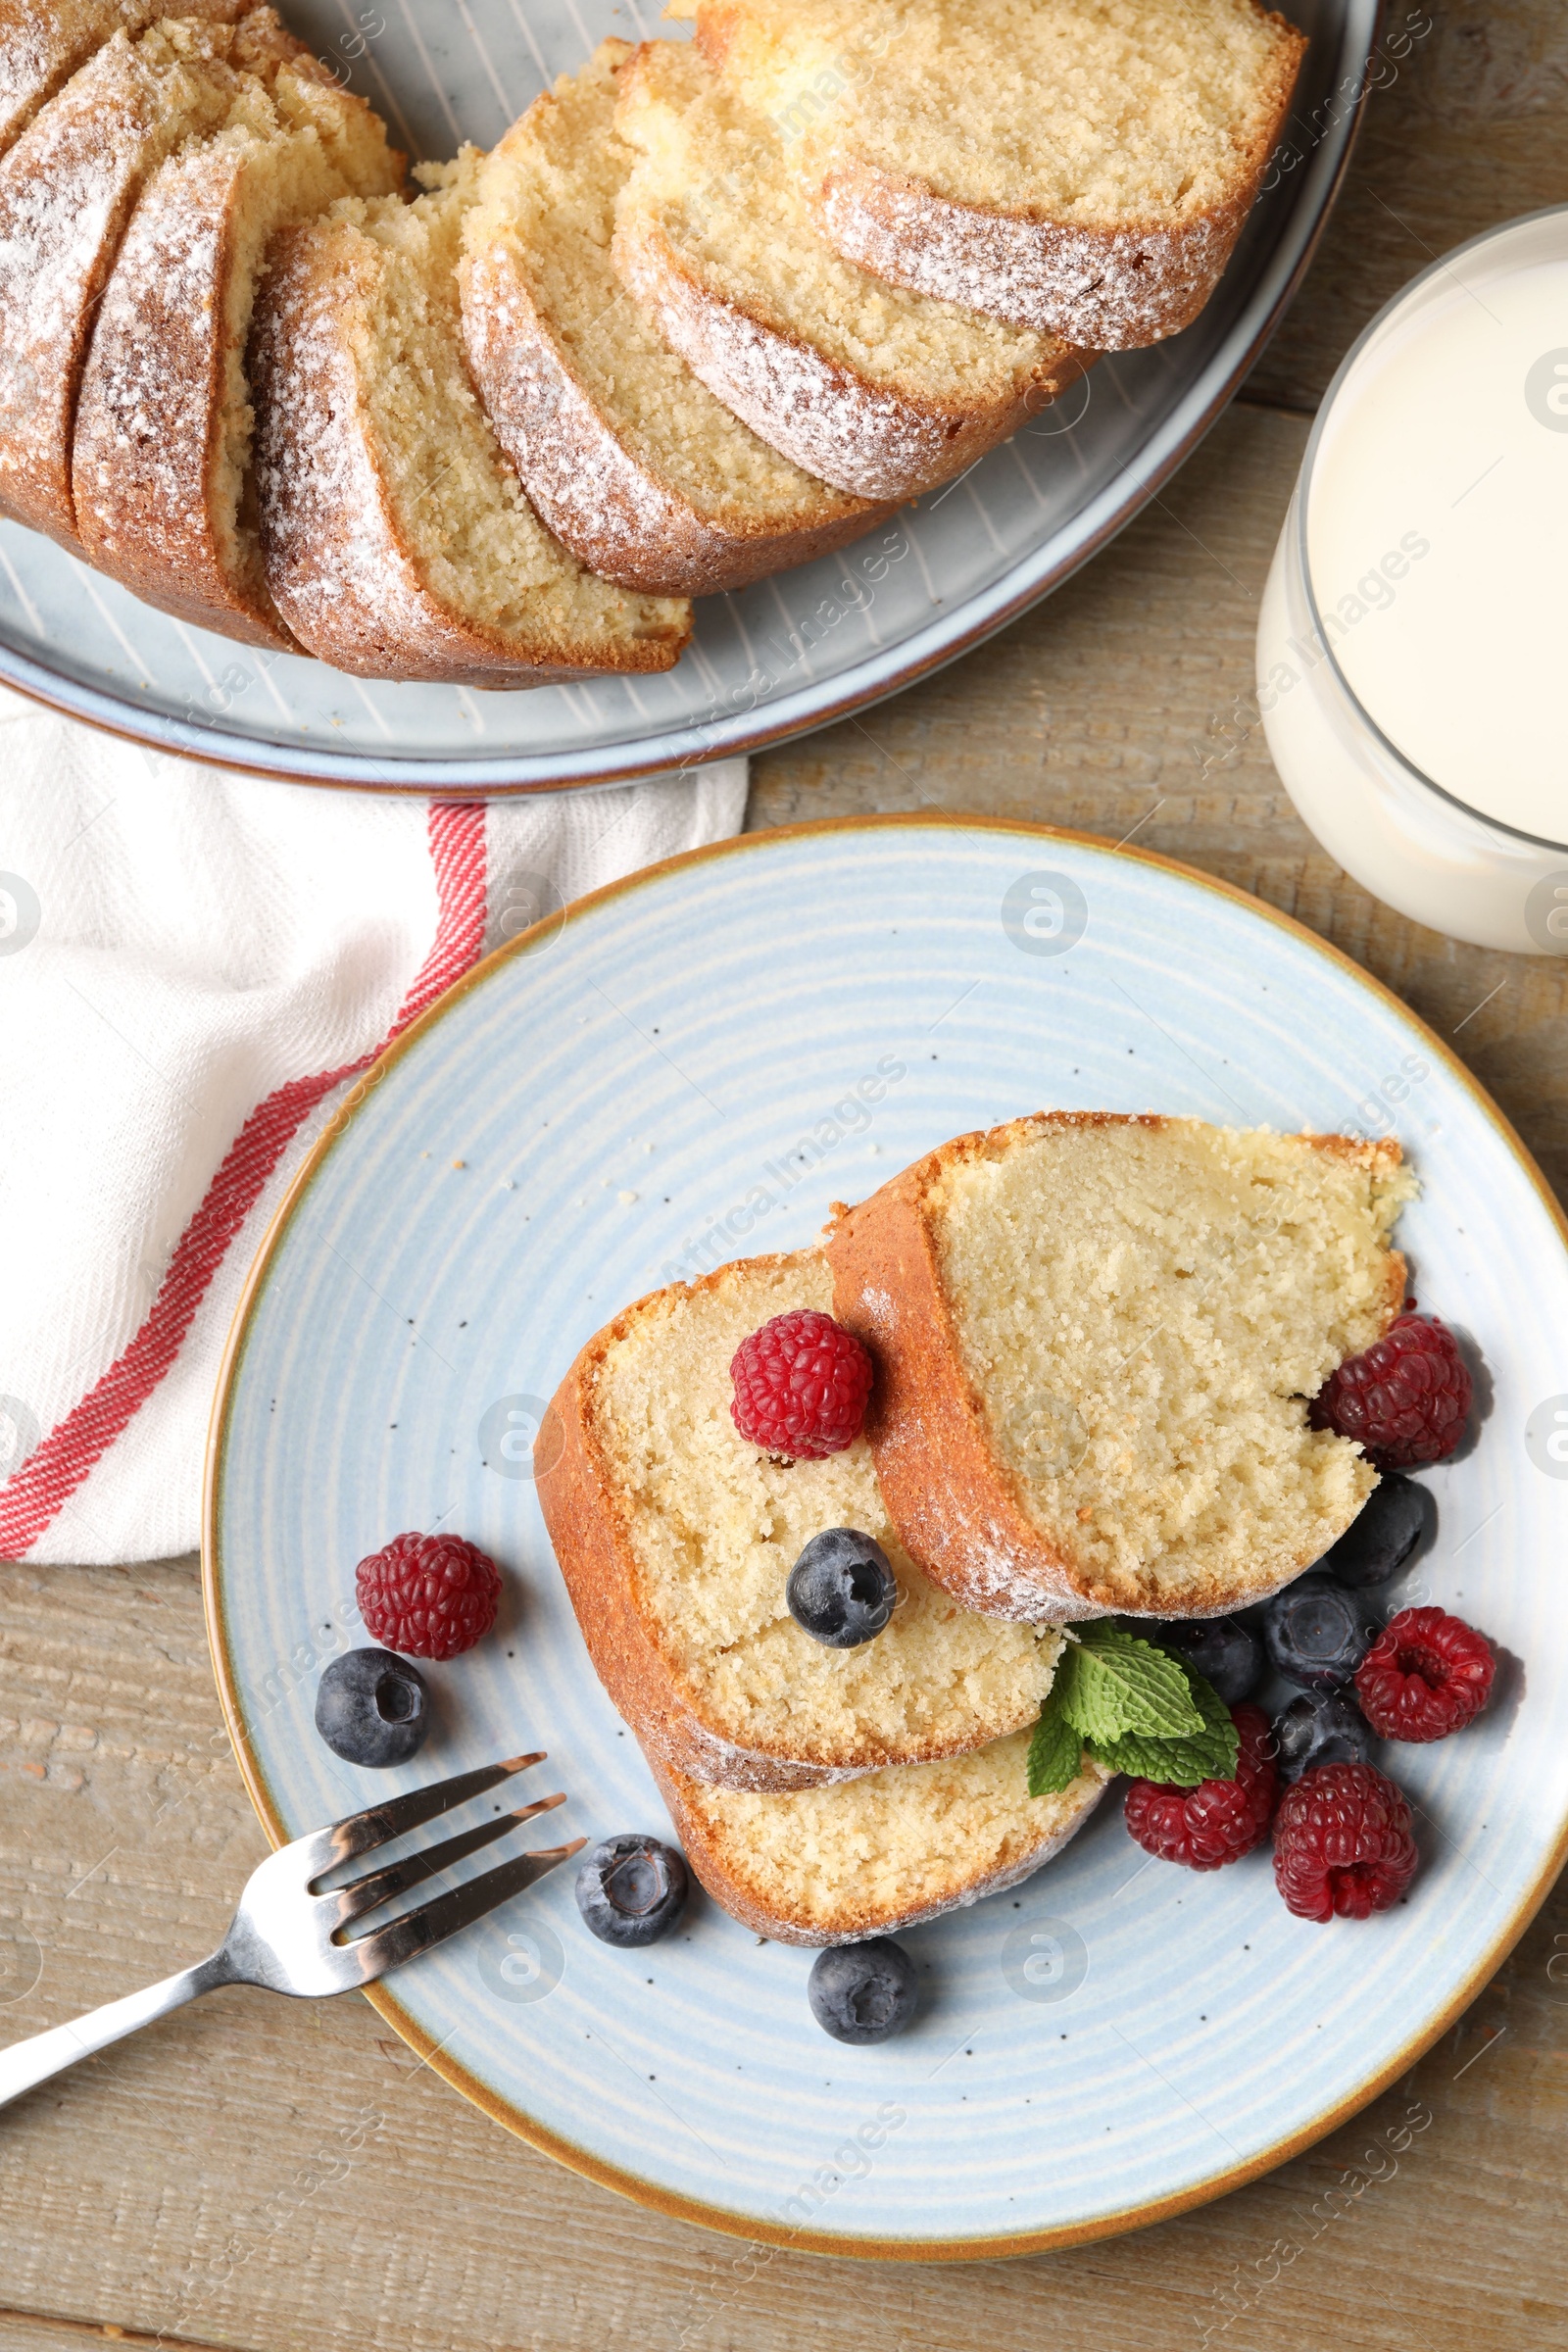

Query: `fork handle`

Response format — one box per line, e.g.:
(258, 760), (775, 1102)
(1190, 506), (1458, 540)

(0, 1950), (231, 2112)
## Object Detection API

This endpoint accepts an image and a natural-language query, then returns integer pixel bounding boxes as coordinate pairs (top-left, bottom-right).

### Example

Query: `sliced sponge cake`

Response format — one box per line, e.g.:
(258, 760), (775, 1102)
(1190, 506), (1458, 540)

(74, 57), (406, 649)
(654, 1729), (1109, 1944)
(537, 1250), (1064, 1789)
(0, 8), (306, 548)
(250, 151), (691, 685)
(612, 37), (1088, 502)
(461, 40), (892, 597)
(0, 0), (247, 164)
(827, 1114), (1412, 1621)
(677, 0), (1305, 349)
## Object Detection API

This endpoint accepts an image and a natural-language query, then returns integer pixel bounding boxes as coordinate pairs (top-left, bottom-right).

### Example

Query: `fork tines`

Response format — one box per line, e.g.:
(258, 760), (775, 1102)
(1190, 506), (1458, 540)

(303, 1754), (585, 1984)
(344, 1830), (585, 1982)
(329, 1789), (570, 1930)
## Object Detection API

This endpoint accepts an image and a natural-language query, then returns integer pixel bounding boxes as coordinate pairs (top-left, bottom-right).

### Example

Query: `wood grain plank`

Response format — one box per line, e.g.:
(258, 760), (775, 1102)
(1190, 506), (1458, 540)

(1247, 0), (1568, 414)
(0, 2316), (221, 2351)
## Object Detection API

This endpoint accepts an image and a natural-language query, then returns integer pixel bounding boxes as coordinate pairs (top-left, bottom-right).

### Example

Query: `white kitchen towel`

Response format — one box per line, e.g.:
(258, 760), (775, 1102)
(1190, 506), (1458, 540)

(0, 685), (747, 1566)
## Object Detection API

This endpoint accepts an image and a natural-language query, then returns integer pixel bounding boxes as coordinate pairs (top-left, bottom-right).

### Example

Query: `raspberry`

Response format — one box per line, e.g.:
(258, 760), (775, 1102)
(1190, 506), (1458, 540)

(355, 1532), (501, 1660)
(1308, 1309), (1471, 1471)
(1122, 1703), (1278, 1871)
(729, 1309), (874, 1460)
(1272, 1761), (1417, 1921)
(1354, 1605), (1494, 1741)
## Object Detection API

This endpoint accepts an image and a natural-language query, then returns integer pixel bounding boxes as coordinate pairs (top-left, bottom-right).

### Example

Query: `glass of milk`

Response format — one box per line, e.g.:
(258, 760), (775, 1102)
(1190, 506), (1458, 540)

(1257, 205), (1568, 955)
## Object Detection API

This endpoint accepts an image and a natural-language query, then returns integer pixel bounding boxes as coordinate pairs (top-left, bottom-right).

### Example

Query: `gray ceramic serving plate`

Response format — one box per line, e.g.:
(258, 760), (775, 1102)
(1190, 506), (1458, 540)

(0, 0), (1376, 791)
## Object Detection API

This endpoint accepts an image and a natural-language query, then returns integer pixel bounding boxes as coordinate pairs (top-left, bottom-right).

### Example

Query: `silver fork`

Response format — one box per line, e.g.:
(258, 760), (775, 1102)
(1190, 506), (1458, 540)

(0, 1753), (583, 2112)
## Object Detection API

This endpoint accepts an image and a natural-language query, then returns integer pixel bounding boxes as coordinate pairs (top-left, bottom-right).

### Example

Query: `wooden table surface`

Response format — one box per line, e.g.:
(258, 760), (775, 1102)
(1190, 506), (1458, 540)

(4, 10), (1568, 2349)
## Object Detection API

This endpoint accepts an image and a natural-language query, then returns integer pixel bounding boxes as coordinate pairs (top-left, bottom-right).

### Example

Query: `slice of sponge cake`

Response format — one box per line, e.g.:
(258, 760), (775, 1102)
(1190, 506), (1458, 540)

(461, 40), (893, 597)
(537, 1250), (1064, 1789)
(0, 0), (246, 165)
(74, 56), (406, 648)
(250, 152), (691, 685)
(653, 1728), (1109, 1944)
(674, 0), (1305, 350)
(612, 37), (1088, 502)
(0, 9), (306, 548)
(826, 1113), (1413, 1621)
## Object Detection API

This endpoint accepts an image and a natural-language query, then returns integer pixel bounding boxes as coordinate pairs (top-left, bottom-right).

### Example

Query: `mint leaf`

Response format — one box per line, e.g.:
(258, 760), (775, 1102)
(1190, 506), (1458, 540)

(1087, 1718), (1239, 1788)
(1055, 1625), (1204, 1741)
(1175, 1653), (1240, 1739)
(1086, 1651), (1241, 1788)
(1027, 1696), (1085, 1796)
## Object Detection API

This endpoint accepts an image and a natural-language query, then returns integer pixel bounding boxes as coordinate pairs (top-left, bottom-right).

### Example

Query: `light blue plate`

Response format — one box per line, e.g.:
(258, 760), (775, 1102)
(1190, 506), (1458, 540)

(205, 818), (1568, 2255)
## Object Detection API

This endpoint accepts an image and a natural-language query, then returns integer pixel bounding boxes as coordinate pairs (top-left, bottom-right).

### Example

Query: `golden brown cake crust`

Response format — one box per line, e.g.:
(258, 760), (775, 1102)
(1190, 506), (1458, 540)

(0, 0), (245, 162)
(463, 228), (897, 596)
(74, 62), (405, 651)
(812, 161), (1266, 352)
(649, 1744), (1109, 1945)
(74, 138), (299, 650)
(695, 1), (1305, 352)
(613, 201), (1090, 503)
(536, 1254), (1059, 1789)
(460, 43), (896, 597)
(0, 17), (275, 549)
(250, 214), (691, 686)
(825, 1111), (1408, 1622)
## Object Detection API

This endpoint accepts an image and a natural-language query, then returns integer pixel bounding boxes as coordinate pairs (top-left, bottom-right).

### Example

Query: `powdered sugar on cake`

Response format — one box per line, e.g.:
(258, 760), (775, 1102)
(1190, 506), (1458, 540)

(817, 163), (1244, 352)
(614, 212), (1065, 503)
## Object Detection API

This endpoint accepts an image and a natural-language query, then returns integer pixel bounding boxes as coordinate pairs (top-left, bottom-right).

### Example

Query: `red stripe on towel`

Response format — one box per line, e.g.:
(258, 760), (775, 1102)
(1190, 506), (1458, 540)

(0, 802), (488, 1558)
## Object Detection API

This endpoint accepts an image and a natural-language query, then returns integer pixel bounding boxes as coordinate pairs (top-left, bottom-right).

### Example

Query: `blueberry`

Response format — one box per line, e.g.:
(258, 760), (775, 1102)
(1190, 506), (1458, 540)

(787, 1528), (897, 1648)
(1261, 1573), (1380, 1690)
(1322, 1475), (1429, 1589)
(575, 1835), (688, 1947)
(1272, 1690), (1375, 1784)
(314, 1647), (429, 1767)
(1152, 1616), (1262, 1705)
(808, 1937), (918, 2045)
